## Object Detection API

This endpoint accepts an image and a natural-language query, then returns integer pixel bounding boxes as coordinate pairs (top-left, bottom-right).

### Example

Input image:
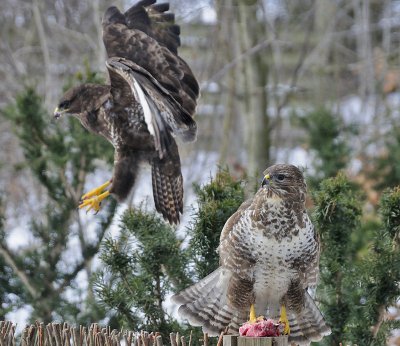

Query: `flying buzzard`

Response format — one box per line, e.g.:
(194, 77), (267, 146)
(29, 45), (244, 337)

(173, 164), (331, 345)
(54, 0), (199, 224)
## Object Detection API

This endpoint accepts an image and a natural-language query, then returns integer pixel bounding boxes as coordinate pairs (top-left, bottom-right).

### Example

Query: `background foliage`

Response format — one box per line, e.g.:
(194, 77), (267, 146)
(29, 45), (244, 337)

(1, 0), (400, 345)
(187, 170), (245, 280)
(0, 71), (115, 324)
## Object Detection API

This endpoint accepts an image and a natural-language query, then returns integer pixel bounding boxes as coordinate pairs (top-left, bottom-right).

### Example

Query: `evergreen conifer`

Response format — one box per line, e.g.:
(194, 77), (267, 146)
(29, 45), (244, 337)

(0, 69), (115, 324)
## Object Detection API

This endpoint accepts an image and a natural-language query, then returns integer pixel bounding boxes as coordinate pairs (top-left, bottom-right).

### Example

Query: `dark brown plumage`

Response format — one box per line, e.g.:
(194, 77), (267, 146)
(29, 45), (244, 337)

(173, 164), (331, 345)
(54, 0), (199, 224)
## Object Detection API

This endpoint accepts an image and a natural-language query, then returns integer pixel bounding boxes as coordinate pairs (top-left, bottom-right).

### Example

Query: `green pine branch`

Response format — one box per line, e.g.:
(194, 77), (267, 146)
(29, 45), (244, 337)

(0, 67), (116, 325)
(313, 173), (362, 346)
(94, 208), (191, 337)
(313, 175), (400, 345)
(187, 169), (245, 279)
(295, 107), (353, 188)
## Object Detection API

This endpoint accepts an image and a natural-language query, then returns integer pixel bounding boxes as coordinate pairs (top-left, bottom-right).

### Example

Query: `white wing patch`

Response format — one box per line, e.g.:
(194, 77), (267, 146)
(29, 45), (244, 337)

(104, 99), (113, 110)
(129, 75), (155, 137)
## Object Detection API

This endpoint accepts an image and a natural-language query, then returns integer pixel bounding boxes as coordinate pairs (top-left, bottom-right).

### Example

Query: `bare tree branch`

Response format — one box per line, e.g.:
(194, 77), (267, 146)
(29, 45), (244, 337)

(32, 0), (51, 107)
(0, 244), (38, 298)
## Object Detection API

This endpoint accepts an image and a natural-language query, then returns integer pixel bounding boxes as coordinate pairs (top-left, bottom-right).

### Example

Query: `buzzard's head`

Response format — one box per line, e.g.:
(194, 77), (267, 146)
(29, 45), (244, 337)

(261, 164), (306, 201)
(54, 84), (110, 119)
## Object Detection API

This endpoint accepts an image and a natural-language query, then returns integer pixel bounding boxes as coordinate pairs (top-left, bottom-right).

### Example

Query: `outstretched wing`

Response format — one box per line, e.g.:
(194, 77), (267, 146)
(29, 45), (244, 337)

(102, 0), (199, 119)
(173, 199), (257, 336)
(123, 0), (181, 54)
(106, 57), (196, 158)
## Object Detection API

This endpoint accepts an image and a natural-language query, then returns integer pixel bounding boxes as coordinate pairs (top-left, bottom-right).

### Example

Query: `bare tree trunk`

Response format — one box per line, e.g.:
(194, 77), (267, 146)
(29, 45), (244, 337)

(217, 0), (238, 167)
(237, 0), (270, 180)
(314, 0), (337, 66)
(32, 0), (51, 107)
(354, 0), (375, 99)
(92, 0), (106, 70)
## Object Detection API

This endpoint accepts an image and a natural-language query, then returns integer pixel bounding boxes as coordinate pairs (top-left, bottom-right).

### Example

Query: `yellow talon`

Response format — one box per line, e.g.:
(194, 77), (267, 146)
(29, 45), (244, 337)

(249, 304), (257, 324)
(279, 305), (290, 335)
(248, 304), (264, 324)
(79, 180), (111, 214)
(247, 304), (264, 324)
(81, 180), (111, 200)
(79, 190), (110, 213)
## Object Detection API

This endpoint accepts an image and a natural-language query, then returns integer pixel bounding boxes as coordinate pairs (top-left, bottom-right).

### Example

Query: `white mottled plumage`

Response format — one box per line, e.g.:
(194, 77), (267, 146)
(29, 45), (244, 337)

(173, 164), (331, 345)
(128, 74), (155, 138)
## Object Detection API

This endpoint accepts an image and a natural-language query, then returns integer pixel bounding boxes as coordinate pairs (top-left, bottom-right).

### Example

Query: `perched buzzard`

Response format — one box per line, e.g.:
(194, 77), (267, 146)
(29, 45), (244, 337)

(54, 0), (199, 224)
(173, 164), (331, 345)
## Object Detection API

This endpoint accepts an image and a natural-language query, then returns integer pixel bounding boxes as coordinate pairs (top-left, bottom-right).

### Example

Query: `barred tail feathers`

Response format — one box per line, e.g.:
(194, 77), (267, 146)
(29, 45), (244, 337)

(172, 268), (247, 336)
(151, 156), (183, 224)
(288, 291), (331, 345)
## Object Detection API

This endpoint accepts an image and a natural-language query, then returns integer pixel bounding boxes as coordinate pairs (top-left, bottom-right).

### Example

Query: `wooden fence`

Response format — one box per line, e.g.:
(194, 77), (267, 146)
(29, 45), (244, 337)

(0, 322), (288, 346)
(223, 335), (287, 346)
(0, 321), (193, 346)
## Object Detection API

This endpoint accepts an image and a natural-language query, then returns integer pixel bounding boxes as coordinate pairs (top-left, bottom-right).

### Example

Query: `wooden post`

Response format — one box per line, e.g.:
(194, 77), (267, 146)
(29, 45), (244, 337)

(223, 335), (288, 346)
(222, 335), (238, 346)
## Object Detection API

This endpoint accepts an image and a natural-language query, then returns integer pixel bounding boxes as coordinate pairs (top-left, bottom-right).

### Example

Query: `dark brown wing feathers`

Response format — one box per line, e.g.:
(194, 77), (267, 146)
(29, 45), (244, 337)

(101, 1), (198, 224)
(102, 1), (199, 118)
(104, 26), (186, 105)
(106, 57), (197, 142)
(123, 0), (181, 54)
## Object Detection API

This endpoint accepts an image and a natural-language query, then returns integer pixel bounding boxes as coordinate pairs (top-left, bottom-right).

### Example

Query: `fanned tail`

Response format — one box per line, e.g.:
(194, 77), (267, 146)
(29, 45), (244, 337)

(288, 291), (331, 345)
(172, 268), (248, 336)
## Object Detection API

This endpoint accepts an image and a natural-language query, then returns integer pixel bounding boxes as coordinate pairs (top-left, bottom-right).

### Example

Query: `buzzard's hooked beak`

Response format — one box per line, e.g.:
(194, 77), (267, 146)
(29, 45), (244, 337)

(54, 107), (67, 119)
(262, 174), (271, 187)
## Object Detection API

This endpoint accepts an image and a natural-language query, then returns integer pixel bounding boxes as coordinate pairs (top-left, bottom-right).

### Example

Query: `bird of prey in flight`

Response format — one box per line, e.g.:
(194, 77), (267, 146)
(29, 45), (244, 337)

(54, 0), (199, 224)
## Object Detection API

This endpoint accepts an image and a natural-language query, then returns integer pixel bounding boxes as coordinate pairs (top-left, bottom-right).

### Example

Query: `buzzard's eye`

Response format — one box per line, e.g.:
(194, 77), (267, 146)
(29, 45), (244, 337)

(276, 174), (285, 181)
(59, 100), (71, 109)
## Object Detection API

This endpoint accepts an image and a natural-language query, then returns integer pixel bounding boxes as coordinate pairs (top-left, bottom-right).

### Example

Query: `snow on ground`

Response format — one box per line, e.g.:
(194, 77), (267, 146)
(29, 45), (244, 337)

(7, 92), (398, 331)
(1, 143), (340, 329)
(4, 149), (220, 330)
(6, 305), (33, 333)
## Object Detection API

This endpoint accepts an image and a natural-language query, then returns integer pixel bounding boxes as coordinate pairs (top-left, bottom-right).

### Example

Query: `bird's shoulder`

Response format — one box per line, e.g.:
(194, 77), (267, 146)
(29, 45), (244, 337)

(218, 188), (278, 243)
(219, 197), (254, 244)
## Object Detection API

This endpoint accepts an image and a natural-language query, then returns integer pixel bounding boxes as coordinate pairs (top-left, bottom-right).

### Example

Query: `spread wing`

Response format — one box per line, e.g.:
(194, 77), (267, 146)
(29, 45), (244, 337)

(124, 0), (181, 54)
(102, 0), (199, 119)
(106, 57), (196, 158)
(173, 198), (257, 336)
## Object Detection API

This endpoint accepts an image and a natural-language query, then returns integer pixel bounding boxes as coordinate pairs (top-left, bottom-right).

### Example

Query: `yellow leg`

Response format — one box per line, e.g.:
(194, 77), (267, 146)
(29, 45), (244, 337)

(81, 180), (111, 200)
(247, 304), (265, 324)
(279, 305), (290, 335)
(79, 190), (110, 214)
(249, 304), (257, 323)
